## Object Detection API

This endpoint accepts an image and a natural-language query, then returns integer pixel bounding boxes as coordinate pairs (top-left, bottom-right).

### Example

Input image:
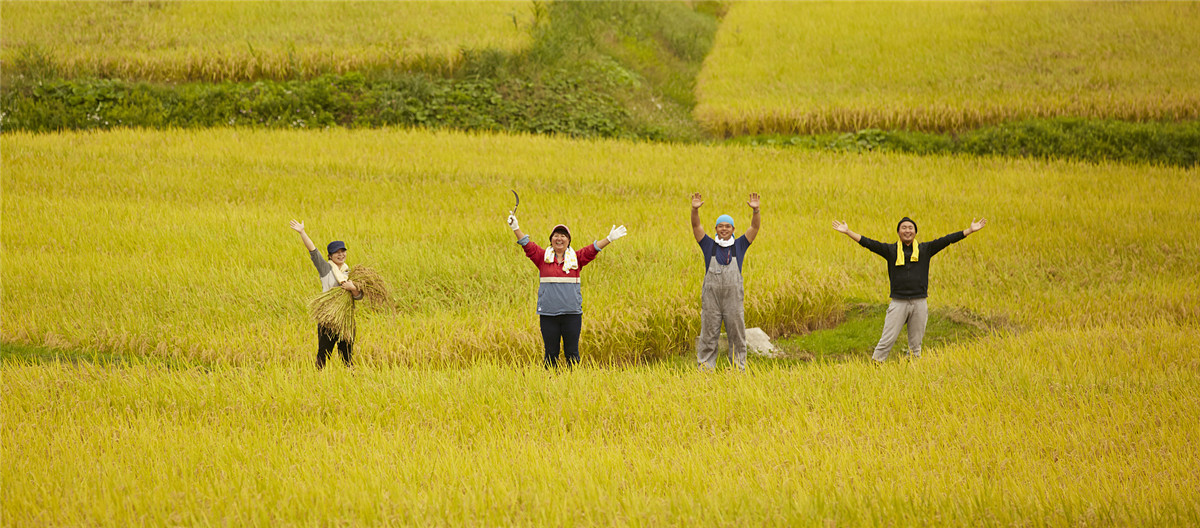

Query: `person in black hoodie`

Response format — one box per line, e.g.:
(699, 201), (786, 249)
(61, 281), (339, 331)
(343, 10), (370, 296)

(832, 216), (987, 362)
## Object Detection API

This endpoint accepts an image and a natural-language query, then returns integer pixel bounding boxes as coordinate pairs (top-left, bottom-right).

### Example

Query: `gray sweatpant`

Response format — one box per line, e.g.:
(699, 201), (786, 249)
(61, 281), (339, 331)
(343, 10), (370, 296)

(872, 298), (928, 362)
(697, 256), (746, 369)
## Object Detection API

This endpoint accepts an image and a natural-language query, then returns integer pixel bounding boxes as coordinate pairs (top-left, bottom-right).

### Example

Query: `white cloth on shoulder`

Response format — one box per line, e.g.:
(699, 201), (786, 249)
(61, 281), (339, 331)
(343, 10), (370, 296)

(328, 260), (350, 283)
(544, 247), (578, 273)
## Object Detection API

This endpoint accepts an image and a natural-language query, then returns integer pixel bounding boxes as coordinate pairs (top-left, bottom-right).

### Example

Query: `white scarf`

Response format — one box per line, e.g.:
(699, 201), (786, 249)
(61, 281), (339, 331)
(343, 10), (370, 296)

(715, 235), (735, 248)
(544, 247), (578, 273)
(328, 260), (350, 283)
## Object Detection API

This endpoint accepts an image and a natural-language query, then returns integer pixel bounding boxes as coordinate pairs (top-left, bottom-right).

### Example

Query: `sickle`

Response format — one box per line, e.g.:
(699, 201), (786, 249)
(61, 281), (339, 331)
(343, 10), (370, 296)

(511, 190), (520, 215)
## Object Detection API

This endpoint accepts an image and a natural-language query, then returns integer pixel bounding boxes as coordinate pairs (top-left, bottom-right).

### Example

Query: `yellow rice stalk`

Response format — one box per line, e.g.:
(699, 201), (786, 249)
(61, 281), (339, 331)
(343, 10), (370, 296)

(308, 266), (391, 342)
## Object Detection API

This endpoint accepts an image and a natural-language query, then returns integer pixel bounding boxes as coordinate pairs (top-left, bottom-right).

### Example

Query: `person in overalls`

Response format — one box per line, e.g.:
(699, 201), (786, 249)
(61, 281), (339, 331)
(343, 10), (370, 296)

(690, 192), (761, 370)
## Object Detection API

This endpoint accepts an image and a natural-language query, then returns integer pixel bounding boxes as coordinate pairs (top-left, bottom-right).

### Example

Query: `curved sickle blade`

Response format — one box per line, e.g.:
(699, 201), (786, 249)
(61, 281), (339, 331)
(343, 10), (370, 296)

(511, 190), (520, 214)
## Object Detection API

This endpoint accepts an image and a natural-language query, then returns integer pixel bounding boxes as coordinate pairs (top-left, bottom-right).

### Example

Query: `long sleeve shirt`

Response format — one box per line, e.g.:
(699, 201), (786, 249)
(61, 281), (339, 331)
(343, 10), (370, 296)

(858, 231), (966, 299)
(308, 249), (362, 299)
(518, 235), (602, 316)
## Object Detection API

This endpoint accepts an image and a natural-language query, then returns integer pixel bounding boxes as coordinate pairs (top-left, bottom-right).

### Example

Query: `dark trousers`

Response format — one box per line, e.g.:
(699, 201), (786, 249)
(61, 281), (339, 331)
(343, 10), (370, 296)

(540, 313), (582, 368)
(317, 324), (353, 369)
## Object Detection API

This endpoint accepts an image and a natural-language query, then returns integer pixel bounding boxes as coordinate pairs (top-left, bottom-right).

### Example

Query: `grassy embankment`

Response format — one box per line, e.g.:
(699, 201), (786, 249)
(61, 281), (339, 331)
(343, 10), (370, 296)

(4, 128), (1197, 365)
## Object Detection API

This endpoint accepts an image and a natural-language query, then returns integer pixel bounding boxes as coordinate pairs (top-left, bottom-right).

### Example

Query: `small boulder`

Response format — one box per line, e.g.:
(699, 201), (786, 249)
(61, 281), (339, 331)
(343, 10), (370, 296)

(716, 327), (782, 358)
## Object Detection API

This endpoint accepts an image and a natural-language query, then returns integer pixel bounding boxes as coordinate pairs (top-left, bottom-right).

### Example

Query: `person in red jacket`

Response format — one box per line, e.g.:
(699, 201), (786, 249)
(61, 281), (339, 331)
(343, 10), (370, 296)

(507, 211), (627, 367)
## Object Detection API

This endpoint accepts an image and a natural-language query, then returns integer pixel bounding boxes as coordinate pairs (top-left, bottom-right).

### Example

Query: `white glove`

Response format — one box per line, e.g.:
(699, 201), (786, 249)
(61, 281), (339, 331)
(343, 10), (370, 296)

(606, 224), (626, 242)
(507, 212), (519, 231)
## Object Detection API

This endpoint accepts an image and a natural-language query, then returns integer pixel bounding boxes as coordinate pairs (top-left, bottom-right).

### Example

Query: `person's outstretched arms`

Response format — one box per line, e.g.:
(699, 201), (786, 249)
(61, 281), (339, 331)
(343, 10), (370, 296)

(690, 193), (706, 243)
(594, 225), (626, 250)
(831, 220), (862, 242)
(507, 210), (526, 241)
(290, 220), (317, 251)
(744, 192), (761, 243)
(963, 218), (987, 237)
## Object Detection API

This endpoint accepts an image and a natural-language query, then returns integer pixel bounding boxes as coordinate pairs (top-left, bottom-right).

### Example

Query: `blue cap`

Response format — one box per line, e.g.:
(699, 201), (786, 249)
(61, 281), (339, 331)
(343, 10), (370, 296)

(327, 241), (347, 256)
(715, 215), (735, 229)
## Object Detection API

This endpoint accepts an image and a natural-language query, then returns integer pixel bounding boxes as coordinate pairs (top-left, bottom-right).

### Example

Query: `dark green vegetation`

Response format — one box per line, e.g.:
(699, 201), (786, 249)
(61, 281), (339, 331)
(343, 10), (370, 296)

(732, 119), (1200, 168)
(1, 2), (720, 140)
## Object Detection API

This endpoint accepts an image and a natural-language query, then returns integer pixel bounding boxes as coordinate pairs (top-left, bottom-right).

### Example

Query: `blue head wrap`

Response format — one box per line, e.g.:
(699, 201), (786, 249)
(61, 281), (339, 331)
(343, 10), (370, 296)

(715, 215), (735, 229)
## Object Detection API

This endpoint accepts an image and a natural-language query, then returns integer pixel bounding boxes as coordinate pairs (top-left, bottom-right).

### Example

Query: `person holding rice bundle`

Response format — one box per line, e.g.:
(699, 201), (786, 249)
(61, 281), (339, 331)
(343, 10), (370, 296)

(506, 210), (626, 368)
(831, 216), (987, 362)
(690, 192), (761, 371)
(290, 220), (362, 369)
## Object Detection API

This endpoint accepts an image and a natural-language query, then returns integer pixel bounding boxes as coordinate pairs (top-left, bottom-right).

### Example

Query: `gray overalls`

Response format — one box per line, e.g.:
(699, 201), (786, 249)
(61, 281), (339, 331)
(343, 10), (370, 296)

(696, 252), (746, 369)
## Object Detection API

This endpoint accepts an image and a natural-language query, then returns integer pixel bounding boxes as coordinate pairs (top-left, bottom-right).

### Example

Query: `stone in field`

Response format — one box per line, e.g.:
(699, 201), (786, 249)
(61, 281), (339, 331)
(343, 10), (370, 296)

(716, 327), (781, 358)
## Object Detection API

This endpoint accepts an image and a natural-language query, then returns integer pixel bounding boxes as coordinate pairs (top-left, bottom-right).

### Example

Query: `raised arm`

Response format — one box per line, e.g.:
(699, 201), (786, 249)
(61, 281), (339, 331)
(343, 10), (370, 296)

(831, 220), (862, 242)
(594, 225), (626, 250)
(290, 220), (317, 251)
(744, 192), (761, 243)
(963, 218), (987, 237)
(690, 193), (706, 243)
(507, 210), (526, 241)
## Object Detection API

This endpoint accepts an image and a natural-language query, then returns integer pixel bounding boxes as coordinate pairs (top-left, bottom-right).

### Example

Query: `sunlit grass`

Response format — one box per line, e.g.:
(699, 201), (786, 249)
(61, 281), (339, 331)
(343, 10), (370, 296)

(696, 2), (1200, 134)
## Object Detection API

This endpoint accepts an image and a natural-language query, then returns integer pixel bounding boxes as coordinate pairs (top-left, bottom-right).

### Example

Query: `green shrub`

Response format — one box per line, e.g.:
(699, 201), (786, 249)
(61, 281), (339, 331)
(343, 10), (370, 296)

(736, 119), (1200, 167)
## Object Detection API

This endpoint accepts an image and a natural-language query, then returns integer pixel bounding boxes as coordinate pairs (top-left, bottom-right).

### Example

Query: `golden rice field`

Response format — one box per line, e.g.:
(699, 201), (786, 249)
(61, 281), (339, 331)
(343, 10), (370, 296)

(4, 325), (1199, 525)
(3, 128), (1199, 523)
(695, 2), (1200, 135)
(3, 128), (1198, 365)
(0, 1), (533, 81)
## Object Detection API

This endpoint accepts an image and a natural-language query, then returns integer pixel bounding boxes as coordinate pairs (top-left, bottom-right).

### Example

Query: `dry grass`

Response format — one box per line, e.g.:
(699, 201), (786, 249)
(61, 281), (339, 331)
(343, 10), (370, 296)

(695, 2), (1200, 135)
(308, 266), (391, 342)
(1, 1), (533, 81)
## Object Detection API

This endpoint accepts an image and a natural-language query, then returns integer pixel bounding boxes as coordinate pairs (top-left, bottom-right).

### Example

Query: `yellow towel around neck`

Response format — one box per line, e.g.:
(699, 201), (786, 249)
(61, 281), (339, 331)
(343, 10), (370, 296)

(895, 240), (919, 266)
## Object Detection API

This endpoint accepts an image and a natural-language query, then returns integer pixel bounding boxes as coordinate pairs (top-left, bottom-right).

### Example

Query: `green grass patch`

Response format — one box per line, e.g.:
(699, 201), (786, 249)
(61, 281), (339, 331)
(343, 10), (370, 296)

(775, 303), (996, 361)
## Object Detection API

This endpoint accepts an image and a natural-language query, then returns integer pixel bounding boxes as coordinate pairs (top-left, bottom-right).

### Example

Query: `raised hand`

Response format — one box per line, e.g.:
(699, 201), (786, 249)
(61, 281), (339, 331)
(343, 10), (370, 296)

(289, 220), (305, 233)
(507, 210), (519, 231)
(607, 224), (627, 242)
(969, 218), (988, 234)
(747, 192), (761, 210)
(831, 220), (849, 234)
(691, 192), (704, 209)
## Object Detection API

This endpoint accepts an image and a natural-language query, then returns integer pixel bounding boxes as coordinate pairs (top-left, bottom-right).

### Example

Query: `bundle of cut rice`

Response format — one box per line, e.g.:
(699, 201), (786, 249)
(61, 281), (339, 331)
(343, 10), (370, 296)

(309, 266), (391, 342)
